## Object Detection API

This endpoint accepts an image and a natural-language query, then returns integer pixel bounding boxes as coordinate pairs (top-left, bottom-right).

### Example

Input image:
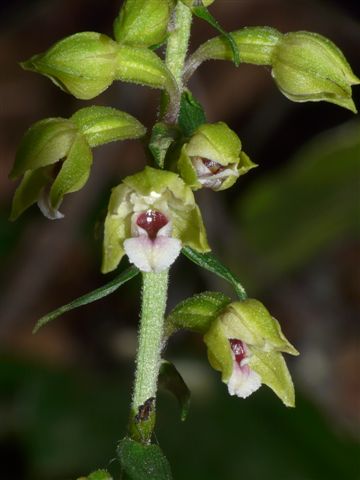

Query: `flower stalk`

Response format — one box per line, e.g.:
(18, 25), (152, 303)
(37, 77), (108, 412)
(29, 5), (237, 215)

(130, 270), (169, 443)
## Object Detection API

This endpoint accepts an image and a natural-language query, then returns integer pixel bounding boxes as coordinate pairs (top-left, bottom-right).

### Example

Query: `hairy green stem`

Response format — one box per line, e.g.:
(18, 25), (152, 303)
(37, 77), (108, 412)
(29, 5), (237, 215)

(163, 1), (192, 122)
(130, 270), (169, 442)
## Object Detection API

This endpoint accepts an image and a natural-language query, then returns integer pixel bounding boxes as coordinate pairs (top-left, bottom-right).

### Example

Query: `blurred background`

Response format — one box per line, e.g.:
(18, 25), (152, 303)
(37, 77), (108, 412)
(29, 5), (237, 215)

(1, 0), (360, 479)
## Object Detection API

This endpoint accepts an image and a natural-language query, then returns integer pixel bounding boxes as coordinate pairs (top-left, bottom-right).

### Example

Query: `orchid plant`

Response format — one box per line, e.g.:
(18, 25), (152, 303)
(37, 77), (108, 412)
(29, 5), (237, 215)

(9, 1), (359, 478)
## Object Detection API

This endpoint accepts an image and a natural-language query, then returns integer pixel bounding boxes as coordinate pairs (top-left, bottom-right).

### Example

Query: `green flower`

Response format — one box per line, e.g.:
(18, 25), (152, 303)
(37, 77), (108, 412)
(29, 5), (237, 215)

(271, 31), (360, 112)
(178, 122), (256, 191)
(204, 299), (299, 406)
(102, 166), (210, 273)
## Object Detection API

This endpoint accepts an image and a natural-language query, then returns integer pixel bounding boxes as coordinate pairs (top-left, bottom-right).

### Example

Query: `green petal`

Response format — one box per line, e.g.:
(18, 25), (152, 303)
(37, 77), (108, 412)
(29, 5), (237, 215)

(102, 184), (133, 274)
(204, 320), (233, 382)
(10, 167), (52, 221)
(49, 133), (92, 210)
(249, 348), (296, 407)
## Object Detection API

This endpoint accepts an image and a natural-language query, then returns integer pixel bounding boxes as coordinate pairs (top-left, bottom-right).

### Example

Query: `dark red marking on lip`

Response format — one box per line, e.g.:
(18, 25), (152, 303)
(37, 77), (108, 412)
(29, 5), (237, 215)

(202, 159), (226, 175)
(136, 210), (168, 240)
(229, 339), (247, 365)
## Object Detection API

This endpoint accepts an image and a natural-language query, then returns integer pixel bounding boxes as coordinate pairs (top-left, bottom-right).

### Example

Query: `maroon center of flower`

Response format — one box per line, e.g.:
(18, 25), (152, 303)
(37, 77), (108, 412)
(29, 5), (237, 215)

(229, 339), (247, 366)
(202, 159), (226, 175)
(136, 210), (168, 240)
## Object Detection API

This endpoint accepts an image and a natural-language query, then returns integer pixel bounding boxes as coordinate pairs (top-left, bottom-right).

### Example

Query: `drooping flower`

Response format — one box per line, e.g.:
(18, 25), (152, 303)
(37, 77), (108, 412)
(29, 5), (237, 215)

(177, 122), (256, 191)
(102, 166), (209, 273)
(204, 299), (299, 406)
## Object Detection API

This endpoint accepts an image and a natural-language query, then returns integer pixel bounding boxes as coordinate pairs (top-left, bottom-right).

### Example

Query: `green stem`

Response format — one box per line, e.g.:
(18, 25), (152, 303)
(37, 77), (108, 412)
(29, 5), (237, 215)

(163, 1), (192, 122)
(130, 270), (169, 443)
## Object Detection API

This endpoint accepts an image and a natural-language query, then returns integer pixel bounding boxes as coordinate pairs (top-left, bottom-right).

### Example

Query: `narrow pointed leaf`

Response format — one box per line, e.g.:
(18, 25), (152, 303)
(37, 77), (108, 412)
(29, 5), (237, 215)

(117, 438), (172, 480)
(192, 6), (240, 66)
(178, 91), (206, 137)
(182, 247), (247, 300)
(33, 266), (139, 333)
(167, 291), (231, 333)
(159, 360), (191, 421)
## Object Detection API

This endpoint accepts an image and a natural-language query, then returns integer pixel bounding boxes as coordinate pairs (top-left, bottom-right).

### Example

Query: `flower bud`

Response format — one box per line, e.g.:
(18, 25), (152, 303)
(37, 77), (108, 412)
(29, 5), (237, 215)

(204, 299), (298, 406)
(21, 32), (118, 100)
(271, 31), (360, 112)
(114, 0), (171, 47)
(178, 122), (256, 191)
(102, 166), (209, 273)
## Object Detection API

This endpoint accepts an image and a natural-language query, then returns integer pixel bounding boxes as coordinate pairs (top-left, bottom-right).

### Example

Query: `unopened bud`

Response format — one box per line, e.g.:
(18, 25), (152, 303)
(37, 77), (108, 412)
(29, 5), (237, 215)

(271, 31), (360, 112)
(114, 0), (171, 47)
(21, 32), (118, 100)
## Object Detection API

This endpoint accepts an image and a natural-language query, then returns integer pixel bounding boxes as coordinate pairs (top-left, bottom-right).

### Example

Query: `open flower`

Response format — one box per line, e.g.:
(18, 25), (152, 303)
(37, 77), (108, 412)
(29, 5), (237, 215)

(102, 166), (209, 273)
(204, 299), (299, 406)
(177, 122), (256, 191)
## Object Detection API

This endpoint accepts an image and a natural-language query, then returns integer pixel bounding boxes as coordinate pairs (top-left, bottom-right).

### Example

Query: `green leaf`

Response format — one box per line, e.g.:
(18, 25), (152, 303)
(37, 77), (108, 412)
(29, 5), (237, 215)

(10, 167), (52, 221)
(178, 91), (206, 137)
(159, 360), (191, 421)
(182, 247), (247, 300)
(192, 6), (240, 66)
(148, 122), (180, 168)
(49, 133), (92, 211)
(71, 106), (146, 148)
(77, 469), (113, 480)
(10, 118), (76, 178)
(33, 266), (139, 333)
(167, 291), (231, 333)
(117, 437), (172, 480)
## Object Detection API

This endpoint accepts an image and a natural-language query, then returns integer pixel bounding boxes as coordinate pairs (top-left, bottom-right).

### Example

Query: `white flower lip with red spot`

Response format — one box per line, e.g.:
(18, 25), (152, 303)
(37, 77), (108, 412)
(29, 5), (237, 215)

(124, 209), (181, 272)
(227, 339), (261, 398)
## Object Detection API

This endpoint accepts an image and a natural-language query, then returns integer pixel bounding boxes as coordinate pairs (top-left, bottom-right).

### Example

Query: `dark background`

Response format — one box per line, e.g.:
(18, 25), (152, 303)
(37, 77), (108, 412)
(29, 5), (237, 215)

(0, 1), (359, 479)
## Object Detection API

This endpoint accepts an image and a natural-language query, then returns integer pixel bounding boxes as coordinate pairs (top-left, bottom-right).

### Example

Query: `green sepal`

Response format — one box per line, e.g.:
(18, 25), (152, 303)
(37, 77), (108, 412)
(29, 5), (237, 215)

(185, 122), (241, 165)
(166, 291), (231, 334)
(71, 106), (146, 148)
(49, 133), (92, 212)
(77, 470), (113, 480)
(159, 360), (191, 421)
(182, 247), (247, 300)
(33, 266), (139, 333)
(271, 31), (360, 112)
(10, 167), (52, 221)
(217, 300), (299, 355)
(10, 118), (77, 178)
(191, 5), (240, 66)
(178, 90), (206, 137)
(117, 438), (172, 480)
(21, 32), (118, 100)
(114, 0), (171, 48)
(249, 348), (296, 407)
(148, 122), (180, 168)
